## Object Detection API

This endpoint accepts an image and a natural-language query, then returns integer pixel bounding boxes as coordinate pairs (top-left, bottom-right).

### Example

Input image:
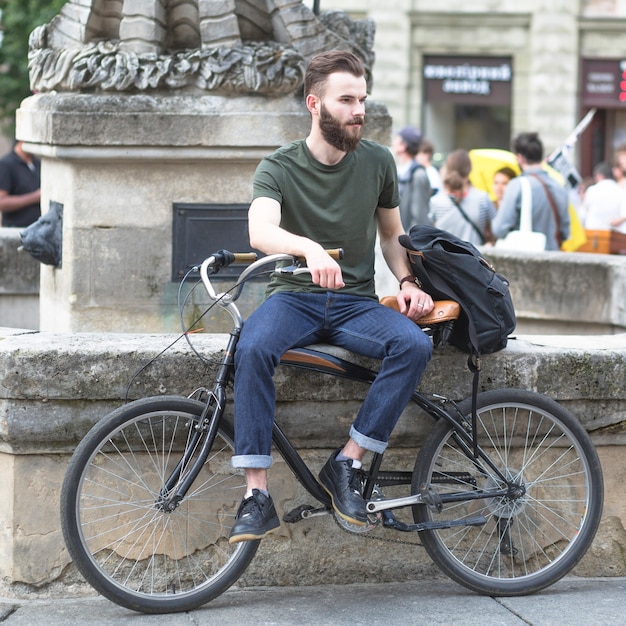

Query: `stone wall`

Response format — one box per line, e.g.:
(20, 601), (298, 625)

(0, 228), (39, 330)
(3, 221), (626, 335)
(1, 327), (624, 595)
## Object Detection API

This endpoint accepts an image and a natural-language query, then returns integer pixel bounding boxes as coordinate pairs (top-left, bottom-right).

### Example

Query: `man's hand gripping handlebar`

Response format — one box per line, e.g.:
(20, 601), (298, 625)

(199, 248), (344, 306)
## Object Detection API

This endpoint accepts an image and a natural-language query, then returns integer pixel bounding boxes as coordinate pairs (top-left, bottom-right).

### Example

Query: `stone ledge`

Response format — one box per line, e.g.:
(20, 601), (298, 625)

(0, 329), (625, 589)
(17, 93), (393, 149)
(1, 329), (625, 453)
(483, 250), (626, 333)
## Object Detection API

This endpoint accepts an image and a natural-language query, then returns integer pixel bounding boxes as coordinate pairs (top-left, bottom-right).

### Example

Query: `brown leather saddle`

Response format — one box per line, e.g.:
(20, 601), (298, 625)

(379, 296), (461, 347)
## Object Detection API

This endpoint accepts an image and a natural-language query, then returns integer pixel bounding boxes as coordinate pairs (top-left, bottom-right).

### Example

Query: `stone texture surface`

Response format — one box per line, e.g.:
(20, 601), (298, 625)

(0, 329), (624, 590)
(15, 94), (392, 334)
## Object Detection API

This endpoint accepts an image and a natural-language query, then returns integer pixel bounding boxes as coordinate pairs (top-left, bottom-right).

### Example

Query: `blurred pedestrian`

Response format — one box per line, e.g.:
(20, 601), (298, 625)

(578, 161), (624, 230)
(429, 149), (496, 246)
(492, 132), (570, 250)
(492, 166), (517, 209)
(0, 140), (41, 227)
(416, 138), (442, 196)
(392, 126), (432, 230)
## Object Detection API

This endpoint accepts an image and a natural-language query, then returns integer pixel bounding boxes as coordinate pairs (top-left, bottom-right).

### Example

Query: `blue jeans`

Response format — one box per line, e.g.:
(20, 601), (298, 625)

(232, 292), (432, 469)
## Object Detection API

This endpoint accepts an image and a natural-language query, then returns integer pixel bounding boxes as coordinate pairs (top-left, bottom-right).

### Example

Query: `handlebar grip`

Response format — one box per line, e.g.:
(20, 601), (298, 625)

(326, 248), (344, 260)
(296, 248), (344, 263)
(233, 252), (258, 264)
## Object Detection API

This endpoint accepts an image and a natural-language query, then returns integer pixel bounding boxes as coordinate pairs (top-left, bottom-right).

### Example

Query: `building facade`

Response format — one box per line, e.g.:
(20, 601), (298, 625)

(319, 0), (626, 175)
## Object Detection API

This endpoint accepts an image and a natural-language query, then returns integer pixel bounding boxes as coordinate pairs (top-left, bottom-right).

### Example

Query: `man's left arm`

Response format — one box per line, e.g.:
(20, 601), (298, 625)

(377, 206), (433, 320)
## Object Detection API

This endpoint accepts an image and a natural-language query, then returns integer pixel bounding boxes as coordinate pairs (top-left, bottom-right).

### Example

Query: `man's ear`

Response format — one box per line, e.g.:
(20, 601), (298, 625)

(306, 93), (320, 116)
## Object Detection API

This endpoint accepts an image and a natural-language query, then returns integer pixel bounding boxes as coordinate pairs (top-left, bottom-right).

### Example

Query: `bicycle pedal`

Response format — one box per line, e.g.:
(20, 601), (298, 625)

(283, 504), (330, 523)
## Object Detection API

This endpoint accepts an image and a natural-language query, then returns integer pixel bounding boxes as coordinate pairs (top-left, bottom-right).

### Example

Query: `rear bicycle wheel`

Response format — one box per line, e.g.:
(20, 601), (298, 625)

(61, 396), (257, 614)
(412, 389), (603, 596)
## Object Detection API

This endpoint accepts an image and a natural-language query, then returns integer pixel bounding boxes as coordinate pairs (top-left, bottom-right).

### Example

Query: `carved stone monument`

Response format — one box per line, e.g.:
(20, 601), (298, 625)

(18, 0), (391, 332)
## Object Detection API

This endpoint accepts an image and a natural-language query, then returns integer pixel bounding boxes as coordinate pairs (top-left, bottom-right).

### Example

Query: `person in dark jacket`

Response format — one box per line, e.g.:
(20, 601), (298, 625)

(0, 140), (41, 227)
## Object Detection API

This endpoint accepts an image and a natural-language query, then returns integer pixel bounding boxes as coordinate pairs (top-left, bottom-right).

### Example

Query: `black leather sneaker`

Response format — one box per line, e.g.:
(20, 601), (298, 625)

(319, 450), (368, 526)
(228, 489), (281, 544)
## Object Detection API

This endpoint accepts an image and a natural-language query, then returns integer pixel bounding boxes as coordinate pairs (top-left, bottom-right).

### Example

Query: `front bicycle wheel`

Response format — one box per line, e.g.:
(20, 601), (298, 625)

(412, 389), (603, 596)
(61, 396), (257, 614)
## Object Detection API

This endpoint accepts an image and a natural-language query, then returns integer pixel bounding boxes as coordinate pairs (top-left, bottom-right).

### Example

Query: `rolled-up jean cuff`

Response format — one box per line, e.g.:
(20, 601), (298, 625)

(349, 426), (388, 454)
(232, 454), (273, 469)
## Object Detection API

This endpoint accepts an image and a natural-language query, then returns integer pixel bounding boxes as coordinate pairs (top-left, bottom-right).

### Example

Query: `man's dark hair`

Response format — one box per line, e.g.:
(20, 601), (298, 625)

(304, 50), (365, 98)
(511, 132), (543, 164)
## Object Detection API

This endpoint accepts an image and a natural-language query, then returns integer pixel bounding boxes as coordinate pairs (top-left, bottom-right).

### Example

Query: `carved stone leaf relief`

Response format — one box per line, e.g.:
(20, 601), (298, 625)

(28, 0), (375, 96)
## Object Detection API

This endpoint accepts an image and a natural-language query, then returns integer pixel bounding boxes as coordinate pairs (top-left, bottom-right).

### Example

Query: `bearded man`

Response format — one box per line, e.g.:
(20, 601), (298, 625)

(228, 50), (434, 543)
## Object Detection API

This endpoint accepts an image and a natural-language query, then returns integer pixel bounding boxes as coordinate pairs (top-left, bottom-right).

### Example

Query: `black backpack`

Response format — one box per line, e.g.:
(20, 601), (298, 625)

(400, 225), (517, 458)
(399, 225), (516, 361)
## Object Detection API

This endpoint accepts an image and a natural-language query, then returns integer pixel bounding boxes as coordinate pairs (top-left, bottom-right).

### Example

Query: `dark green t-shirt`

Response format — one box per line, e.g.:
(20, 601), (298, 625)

(253, 139), (400, 299)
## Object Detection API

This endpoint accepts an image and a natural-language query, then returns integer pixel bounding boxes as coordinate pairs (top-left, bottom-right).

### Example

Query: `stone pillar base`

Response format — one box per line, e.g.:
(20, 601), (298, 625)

(16, 93), (392, 332)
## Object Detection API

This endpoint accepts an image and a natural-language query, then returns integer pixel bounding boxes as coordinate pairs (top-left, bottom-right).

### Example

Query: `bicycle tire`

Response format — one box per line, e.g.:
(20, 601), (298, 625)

(412, 388), (603, 596)
(61, 395), (258, 614)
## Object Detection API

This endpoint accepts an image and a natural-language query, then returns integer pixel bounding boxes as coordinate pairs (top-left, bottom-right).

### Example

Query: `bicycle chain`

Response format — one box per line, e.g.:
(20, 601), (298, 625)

(331, 513), (424, 547)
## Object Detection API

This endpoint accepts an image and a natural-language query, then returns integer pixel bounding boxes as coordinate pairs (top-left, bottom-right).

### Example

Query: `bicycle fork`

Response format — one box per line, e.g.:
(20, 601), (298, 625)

(157, 334), (238, 512)
(155, 388), (225, 512)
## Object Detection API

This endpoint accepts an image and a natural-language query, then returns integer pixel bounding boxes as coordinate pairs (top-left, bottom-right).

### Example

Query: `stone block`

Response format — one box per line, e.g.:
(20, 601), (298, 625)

(0, 229), (40, 294)
(484, 250), (626, 333)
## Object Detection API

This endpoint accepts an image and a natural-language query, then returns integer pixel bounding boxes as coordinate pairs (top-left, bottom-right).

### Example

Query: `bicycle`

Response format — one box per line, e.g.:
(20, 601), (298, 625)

(60, 249), (604, 614)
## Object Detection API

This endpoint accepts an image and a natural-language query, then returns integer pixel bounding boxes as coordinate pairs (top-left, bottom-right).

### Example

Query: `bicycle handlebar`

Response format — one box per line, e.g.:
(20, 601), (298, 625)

(199, 248), (344, 314)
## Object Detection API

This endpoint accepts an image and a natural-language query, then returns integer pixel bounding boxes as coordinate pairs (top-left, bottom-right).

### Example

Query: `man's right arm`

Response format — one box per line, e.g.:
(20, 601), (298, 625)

(248, 196), (344, 289)
(0, 188), (41, 214)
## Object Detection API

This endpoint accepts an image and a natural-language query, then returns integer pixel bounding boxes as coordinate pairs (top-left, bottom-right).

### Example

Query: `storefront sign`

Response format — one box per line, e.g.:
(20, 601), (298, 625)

(423, 56), (512, 105)
(581, 58), (626, 107)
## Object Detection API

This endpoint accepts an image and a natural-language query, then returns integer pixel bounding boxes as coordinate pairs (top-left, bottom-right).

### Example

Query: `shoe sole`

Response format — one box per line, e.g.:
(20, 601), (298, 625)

(320, 481), (368, 527)
(228, 522), (280, 544)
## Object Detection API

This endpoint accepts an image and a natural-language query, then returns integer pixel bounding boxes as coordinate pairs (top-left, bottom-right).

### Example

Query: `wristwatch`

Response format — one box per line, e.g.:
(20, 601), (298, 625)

(399, 275), (422, 289)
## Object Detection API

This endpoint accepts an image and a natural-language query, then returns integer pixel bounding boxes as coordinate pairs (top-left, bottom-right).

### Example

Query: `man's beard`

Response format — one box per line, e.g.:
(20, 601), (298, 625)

(319, 103), (364, 153)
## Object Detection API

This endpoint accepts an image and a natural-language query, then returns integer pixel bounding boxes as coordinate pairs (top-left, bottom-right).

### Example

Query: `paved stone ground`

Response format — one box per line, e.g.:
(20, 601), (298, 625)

(1, 577), (625, 625)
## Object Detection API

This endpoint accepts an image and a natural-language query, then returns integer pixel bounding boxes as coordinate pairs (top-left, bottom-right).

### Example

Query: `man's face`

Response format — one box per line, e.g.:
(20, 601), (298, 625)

(317, 72), (366, 153)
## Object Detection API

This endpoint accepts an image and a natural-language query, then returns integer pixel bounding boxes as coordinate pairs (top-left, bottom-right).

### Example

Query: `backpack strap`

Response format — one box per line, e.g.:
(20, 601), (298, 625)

(451, 198), (486, 244)
(461, 350), (481, 459)
(527, 173), (562, 247)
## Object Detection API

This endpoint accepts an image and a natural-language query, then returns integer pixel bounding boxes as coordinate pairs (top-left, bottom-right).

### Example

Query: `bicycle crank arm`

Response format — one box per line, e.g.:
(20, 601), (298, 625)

(366, 483), (443, 513)
(283, 504), (331, 523)
(366, 493), (424, 513)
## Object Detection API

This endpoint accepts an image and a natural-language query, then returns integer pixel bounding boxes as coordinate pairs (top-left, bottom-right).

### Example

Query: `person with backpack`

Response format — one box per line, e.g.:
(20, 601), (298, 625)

(392, 126), (432, 230)
(492, 132), (570, 250)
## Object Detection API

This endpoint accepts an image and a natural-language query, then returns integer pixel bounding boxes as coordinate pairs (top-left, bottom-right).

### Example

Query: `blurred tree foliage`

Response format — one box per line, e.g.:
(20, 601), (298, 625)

(0, 0), (66, 135)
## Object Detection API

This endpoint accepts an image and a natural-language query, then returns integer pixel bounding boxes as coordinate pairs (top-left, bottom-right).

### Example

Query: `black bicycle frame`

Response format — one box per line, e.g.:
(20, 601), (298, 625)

(162, 336), (511, 511)
(276, 347), (511, 503)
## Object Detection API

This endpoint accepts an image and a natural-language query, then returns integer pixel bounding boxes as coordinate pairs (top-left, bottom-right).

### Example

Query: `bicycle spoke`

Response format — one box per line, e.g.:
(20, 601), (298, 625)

(62, 398), (256, 612)
(412, 390), (602, 595)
